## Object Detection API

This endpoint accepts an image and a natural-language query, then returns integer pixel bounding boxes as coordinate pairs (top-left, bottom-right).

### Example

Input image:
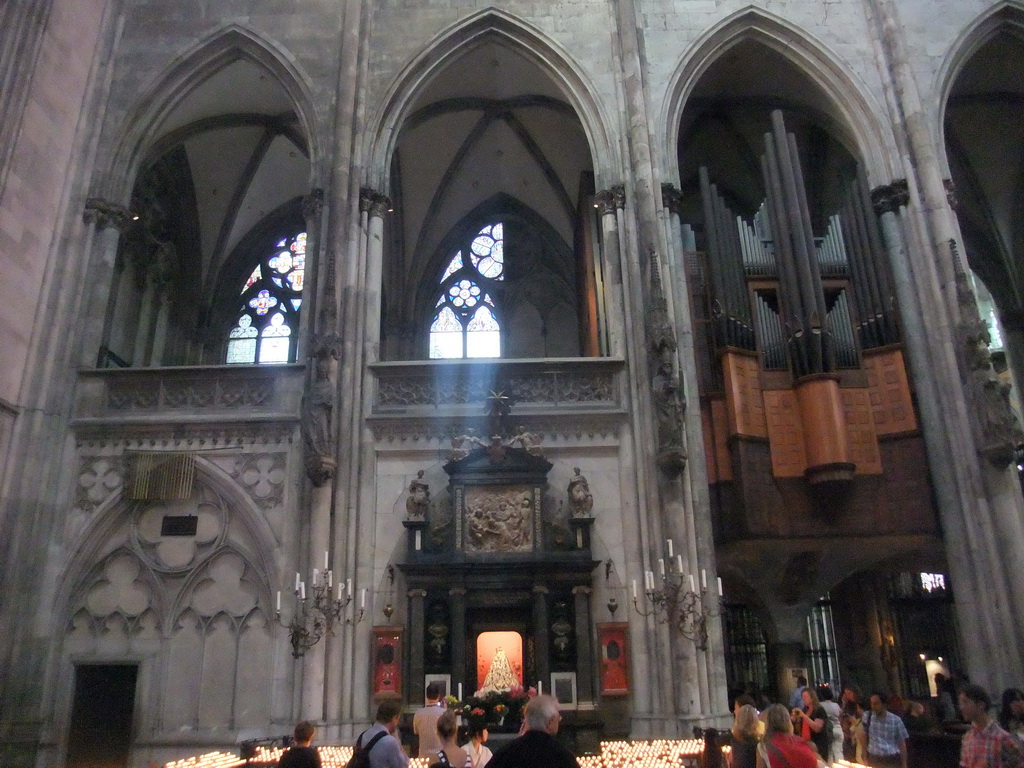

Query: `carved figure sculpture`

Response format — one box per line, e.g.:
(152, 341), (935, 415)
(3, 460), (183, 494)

(302, 350), (337, 486)
(567, 467), (594, 517)
(653, 360), (684, 450)
(406, 470), (430, 519)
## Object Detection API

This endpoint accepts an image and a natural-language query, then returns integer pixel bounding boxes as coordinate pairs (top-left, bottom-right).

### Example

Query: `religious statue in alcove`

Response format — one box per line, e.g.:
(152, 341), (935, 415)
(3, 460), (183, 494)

(406, 470), (430, 519)
(566, 468), (593, 517)
(479, 647), (519, 695)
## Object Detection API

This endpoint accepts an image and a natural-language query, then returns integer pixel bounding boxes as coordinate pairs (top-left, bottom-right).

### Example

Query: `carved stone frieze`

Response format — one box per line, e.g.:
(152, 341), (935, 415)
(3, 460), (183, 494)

(106, 376), (274, 411)
(369, 417), (621, 445)
(376, 369), (615, 409)
(75, 426), (294, 451)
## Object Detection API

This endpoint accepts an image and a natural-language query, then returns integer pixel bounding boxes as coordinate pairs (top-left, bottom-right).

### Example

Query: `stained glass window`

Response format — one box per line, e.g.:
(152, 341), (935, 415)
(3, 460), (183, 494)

(226, 231), (306, 364)
(429, 222), (503, 358)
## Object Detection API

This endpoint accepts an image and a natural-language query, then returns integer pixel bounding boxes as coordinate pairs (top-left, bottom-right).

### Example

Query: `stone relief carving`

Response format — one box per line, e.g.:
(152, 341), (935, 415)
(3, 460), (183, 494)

(376, 369), (615, 408)
(406, 470), (430, 519)
(190, 551), (259, 619)
(230, 453), (287, 509)
(464, 485), (533, 553)
(566, 467), (594, 517)
(105, 376), (273, 411)
(951, 239), (1023, 467)
(76, 457), (124, 512)
(645, 249), (687, 473)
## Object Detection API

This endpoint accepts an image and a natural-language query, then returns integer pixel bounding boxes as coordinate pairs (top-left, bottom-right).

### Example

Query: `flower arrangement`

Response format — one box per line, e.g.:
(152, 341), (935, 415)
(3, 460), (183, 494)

(493, 704), (508, 716)
(444, 695), (459, 708)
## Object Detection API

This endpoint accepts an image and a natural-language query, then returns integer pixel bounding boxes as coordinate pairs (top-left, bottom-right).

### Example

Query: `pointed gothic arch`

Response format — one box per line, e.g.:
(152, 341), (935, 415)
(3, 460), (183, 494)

(107, 24), (322, 201)
(661, 8), (897, 186)
(363, 8), (616, 192)
(935, 1), (1024, 159)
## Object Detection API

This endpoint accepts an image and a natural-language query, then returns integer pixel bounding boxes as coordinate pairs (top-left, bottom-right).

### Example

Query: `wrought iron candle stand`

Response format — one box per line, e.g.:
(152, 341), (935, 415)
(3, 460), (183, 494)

(633, 560), (721, 651)
(277, 570), (364, 658)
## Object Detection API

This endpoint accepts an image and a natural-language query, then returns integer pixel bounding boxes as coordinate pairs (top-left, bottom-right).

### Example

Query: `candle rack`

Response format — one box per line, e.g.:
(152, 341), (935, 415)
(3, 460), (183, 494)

(277, 569), (364, 658)
(633, 557), (721, 652)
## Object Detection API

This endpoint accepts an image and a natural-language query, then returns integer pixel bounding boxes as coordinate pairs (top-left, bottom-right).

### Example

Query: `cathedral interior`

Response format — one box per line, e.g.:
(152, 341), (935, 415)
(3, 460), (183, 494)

(2, 1), (1024, 766)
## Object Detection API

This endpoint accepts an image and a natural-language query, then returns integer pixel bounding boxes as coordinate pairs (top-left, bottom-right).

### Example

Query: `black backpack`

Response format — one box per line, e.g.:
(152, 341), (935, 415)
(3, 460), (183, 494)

(346, 729), (388, 768)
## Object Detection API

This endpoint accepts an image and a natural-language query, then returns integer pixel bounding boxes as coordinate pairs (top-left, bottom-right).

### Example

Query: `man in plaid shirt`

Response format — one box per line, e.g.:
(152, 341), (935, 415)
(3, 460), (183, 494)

(960, 684), (1024, 768)
(858, 692), (909, 768)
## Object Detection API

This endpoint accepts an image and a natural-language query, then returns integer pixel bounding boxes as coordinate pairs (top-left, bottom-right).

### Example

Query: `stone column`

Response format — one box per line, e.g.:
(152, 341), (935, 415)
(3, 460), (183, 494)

(573, 586), (595, 706)
(409, 589), (427, 706)
(362, 190), (391, 364)
(450, 587), (467, 699)
(595, 186), (627, 359)
(81, 198), (131, 367)
(532, 586), (550, 693)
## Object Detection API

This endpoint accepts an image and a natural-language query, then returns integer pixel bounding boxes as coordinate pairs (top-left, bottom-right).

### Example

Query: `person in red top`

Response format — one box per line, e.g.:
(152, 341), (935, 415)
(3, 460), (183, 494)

(959, 684), (1024, 768)
(757, 704), (820, 768)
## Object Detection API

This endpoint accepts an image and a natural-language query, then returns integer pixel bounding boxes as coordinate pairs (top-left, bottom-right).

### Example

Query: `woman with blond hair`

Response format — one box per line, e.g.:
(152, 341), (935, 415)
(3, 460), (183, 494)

(756, 704), (820, 768)
(731, 704), (760, 768)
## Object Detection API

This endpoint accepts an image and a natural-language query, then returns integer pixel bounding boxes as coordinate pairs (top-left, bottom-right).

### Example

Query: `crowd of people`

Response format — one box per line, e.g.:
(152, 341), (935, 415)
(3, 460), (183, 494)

(728, 677), (1024, 768)
(268, 677), (1024, 768)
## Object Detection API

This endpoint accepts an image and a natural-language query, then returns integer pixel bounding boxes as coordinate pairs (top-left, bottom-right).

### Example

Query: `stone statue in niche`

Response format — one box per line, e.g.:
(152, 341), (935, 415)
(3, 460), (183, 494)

(302, 342), (338, 486)
(405, 470), (430, 519)
(653, 360), (685, 452)
(465, 485), (533, 553)
(567, 468), (594, 517)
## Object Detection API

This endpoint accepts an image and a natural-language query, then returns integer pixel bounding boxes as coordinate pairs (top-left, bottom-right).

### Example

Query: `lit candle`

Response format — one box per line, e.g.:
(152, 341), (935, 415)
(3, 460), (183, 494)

(667, 539), (674, 557)
(658, 558), (665, 576)
(676, 555), (683, 573)
(324, 551), (329, 570)
(632, 579), (637, 599)
(276, 591), (281, 611)
(336, 580), (342, 600)
(327, 569), (332, 587)
(347, 578), (352, 595)
(458, 683), (463, 701)
(688, 574), (696, 592)
(717, 577), (723, 596)
(313, 567), (319, 586)
(538, 680), (543, 696)
(360, 588), (366, 608)
(299, 581), (306, 600)
(701, 569), (707, 589)
(295, 572), (300, 592)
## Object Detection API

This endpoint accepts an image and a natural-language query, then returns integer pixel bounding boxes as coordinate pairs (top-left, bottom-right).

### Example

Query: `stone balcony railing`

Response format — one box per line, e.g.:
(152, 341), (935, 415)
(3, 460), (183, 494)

(368, 358), (622, 423)
(74, 364), (305, 429)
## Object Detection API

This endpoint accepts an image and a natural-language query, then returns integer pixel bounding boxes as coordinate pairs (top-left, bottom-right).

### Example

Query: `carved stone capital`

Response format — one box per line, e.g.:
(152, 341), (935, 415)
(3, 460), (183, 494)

(302, 188), (324, 220)
(661, 183), (682, 215)
(944, 178), (958, 210)
(870, 180), (909, 216)
(83, 198), (132, 231)
(595, 184), (626, 215)
(360, 187), (392, 218)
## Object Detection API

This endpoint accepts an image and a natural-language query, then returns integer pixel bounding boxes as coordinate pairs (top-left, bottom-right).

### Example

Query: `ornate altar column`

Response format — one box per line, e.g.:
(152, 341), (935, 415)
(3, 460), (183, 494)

(408, 589), (428, 705)
(450, 587), (467, 699)
(572, 586), (595, 706)
(532, 586), (550, 692)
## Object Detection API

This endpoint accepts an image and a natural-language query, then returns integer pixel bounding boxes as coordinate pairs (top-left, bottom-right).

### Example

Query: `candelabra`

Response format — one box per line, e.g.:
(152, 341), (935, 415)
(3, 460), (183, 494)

(633, 542), (722, 651)
(277, 564), (365, 658)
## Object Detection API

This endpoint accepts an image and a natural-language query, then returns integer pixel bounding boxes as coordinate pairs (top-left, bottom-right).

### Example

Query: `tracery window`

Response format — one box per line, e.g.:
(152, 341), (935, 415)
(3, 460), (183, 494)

(429, 223), (503, 359)
(226, 232), (305, 364)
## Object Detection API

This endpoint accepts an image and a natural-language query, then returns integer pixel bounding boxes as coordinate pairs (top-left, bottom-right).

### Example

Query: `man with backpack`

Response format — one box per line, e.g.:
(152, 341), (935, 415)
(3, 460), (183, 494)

(349, 700), (408, 768)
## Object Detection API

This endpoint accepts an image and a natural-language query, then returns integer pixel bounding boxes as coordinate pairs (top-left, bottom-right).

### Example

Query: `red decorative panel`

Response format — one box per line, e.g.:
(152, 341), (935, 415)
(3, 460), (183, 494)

(597, 622), (629, 697)
(702, 399), (733, 483)
(373, 626), (403, 699)
(864, 348), (917, 435)
(722, 351), (768, 438)
(842, 389), (882, 474)
(763, 389), (806, 477)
